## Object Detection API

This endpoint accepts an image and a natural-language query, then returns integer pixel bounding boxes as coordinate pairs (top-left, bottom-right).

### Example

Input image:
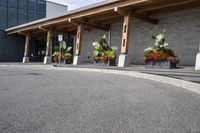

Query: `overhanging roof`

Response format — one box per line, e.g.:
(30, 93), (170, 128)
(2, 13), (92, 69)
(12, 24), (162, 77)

(5, 0), (200, 35)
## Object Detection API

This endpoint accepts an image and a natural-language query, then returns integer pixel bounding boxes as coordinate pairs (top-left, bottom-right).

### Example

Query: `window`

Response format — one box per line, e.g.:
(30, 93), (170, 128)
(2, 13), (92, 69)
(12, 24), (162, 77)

(7, 0), (17, 27)
(28, 11), (35, 22)
(8, 0), (17, 8)
(8, 8), (17, 27)
(0, 7), (7, 30)
(36, 12), (45, 19)
(0, 0), (7, 7)
(37, 0), (45, 12)
(18, 9), (28, 25)
(28, 0), (36, 11)
(19, 0), (28, 10)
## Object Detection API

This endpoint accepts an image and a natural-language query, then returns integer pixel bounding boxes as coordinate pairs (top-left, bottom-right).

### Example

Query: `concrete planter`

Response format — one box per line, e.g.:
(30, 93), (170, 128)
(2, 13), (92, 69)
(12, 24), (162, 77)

(145, 60), (176, 69)
(94, 60), (116, 66)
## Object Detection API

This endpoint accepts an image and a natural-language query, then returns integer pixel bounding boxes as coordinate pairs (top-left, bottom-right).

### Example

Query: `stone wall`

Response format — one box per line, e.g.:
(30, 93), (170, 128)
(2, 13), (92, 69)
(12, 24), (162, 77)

(80, 7), (200, 66)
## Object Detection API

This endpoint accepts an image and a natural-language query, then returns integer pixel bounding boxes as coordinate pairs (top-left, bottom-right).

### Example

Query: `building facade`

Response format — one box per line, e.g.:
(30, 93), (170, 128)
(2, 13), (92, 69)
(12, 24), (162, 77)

(0, 0), (67, 62)
(4, 0), (200, 67)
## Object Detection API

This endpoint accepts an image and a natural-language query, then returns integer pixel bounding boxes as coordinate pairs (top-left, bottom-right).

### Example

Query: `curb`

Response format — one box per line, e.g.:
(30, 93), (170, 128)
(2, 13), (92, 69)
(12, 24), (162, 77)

(51, 67), (200, 94)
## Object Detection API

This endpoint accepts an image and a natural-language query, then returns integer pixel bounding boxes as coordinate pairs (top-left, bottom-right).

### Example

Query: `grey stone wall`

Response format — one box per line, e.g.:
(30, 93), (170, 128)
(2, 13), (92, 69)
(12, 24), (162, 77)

(0, 31), (25, 62)
(78, 29), (108, 63)
(128, 7), (200, 66)
(80, 7), (200, 66)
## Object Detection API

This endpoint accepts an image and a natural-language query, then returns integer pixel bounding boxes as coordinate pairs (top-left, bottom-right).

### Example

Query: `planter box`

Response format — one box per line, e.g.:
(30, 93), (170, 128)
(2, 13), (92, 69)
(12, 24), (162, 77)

(145, 60), (176, 69)
(93, 60), (116, 66)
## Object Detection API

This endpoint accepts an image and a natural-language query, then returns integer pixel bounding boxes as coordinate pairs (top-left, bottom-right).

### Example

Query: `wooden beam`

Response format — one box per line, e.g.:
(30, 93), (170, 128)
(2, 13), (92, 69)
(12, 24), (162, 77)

(121, 12), (131, 54)
(75, 24), (83, 55)
(114, 6), (158, 25)
(38, 26), (49, 31)
(6, 0), (148, 34)
(133, 13), (158, 24)
(18, 31), (27, 36)
(147, 0), (200, 15)
(136, 0), (199, 13)
(68, 18), (109, 31)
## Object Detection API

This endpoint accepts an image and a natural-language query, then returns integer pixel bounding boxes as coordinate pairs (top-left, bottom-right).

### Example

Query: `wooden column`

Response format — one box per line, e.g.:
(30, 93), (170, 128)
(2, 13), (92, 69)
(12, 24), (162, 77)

(118, 13), (131, 67)
(75, 24), (83, 55)
(24, 33), (30, 57)
(22, 33), (30, 63)
(45, 30), (52, 56)
(73, 24), (83, 65)
(44, 30), (52, 64)
(121, 13), (131, 54)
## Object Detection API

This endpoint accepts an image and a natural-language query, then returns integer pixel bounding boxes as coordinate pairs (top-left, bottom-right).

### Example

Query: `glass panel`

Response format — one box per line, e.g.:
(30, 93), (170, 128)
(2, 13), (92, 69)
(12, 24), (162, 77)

(36, 11), (45, 19)
(37, 0), (45, 11)
(18, 9), (28, 25)
(0, 0), (7, 7)
(8, 0), (17, 8)
(28, 11), (36, 22)
(0, 7), (7, 30)
(28, 0), (36, 11)
(8, 8), (17, 27)
(19, 0), (28, 9)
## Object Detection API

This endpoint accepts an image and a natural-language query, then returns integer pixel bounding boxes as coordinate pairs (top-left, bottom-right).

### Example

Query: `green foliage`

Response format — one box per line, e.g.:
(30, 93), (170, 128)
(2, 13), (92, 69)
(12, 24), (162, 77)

(144, 29), (168, 52)
(92, 34), (118, 62)
(53, 41), (72, 62)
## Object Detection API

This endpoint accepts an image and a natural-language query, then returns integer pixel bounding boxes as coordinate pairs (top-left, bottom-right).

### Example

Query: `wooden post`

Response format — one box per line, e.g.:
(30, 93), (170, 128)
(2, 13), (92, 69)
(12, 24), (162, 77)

(22, 33), (30, 63)
(44, 30), (52, 64)
(46, 30), (52, 56)
(73, 24), (83, 65)
(118, 13), (131, 67)
(75, 24), (83, 55)
(121, 13), (131, 54)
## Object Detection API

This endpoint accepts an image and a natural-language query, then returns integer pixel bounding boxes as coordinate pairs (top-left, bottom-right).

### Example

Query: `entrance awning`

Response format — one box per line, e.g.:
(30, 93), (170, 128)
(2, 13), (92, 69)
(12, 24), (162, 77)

(5, 0), (200, 36)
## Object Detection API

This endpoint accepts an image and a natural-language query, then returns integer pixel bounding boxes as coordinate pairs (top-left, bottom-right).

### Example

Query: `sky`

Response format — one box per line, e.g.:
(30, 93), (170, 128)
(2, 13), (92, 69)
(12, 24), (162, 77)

(48, 0), (105, 10)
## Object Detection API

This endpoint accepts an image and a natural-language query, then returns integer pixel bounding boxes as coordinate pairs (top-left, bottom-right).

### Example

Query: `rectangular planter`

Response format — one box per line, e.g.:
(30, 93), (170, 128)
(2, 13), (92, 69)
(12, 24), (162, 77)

(145, 60), (176, 69)
(93, 60), (116, 66)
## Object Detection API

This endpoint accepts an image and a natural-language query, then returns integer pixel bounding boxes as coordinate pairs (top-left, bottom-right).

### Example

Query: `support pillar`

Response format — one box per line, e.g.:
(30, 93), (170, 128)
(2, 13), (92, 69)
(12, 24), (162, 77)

(44, 30), (52, 64)
(22, 33), (30, 63)
(195, 45), (200, 70)
(73, 24), (83, 65)
(118, 13), (131, 67)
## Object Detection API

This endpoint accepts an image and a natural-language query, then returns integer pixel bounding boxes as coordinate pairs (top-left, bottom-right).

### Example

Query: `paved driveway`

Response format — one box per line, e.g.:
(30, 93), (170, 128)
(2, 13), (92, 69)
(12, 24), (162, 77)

(0, 66), (200, 133)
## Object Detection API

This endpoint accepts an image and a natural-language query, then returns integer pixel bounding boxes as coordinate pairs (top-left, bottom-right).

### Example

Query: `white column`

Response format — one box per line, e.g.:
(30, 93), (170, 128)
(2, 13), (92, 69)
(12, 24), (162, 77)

(195, 45), (200, 70)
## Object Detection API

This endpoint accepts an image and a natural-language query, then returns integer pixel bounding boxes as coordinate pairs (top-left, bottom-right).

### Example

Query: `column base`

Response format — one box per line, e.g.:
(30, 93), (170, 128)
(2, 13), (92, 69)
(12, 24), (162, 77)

(195, 52), (200, 70)
(43, 56), (52, 64)
(22, 57), (29, 63)
(118, 54), (129, 67)
(73, 55), (81, 65)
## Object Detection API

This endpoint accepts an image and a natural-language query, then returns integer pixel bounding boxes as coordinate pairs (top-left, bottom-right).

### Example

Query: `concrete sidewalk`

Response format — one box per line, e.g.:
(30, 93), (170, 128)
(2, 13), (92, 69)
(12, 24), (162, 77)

(59, 64), (200, 84)
(0, 62), (200, 84)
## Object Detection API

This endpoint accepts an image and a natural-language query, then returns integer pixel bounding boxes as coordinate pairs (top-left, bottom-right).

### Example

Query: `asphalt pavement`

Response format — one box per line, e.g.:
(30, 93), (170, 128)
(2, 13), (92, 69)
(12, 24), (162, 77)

(0, 66), (200, 133)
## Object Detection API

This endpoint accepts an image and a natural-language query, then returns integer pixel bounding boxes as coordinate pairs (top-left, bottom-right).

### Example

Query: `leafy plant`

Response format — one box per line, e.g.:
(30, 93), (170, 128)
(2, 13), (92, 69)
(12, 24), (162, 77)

(144, 30), (179, 64)
(145, 29), (168, 52)
(53, 41), (72, 63)
(92, 35), (118, 63)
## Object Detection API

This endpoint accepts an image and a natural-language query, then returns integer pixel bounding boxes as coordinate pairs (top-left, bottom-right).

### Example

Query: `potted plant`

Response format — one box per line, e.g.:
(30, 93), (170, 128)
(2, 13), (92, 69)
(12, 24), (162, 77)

(53, 41), (72, 64)
(92, 35), (118, 66)
(144, 30), (179, 69)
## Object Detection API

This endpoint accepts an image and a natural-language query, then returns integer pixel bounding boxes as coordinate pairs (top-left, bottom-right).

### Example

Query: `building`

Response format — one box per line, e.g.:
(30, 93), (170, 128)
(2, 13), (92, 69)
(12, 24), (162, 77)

(3, 0), (200, 68)
(0, 0), (67, 62)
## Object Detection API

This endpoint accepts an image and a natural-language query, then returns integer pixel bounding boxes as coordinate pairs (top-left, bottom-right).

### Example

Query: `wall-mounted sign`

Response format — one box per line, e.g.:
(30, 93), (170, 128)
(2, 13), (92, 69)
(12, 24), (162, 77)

(58, 35), (63, 41)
